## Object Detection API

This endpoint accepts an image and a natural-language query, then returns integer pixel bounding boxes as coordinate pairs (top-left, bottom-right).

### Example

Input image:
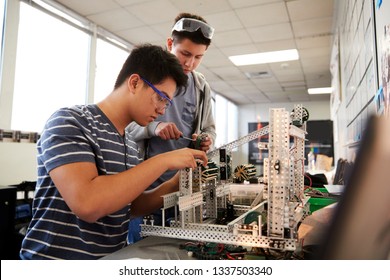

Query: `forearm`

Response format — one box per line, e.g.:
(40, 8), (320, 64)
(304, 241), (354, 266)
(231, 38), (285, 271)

(51, 148), (206, 223)
(127, 121), (160, 141)
(130, 173), (179, 217)
(52, 153), (171, 223)
(89, 159), (169, 219)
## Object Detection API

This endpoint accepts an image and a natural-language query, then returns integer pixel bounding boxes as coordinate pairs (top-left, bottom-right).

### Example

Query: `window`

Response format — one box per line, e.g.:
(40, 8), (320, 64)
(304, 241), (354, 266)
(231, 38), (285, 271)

(11, 2), (89, 132)
(215, 94), (238, 148)
(94, 38), (129, 103)
(0, 0), (4, 55)
(227, 101), (238, 143)
(215, 94), (227, 147)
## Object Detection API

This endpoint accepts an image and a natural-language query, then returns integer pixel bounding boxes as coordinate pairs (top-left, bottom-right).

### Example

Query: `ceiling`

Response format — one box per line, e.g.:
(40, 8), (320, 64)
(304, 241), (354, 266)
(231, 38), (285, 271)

(54, 0), (334, 105)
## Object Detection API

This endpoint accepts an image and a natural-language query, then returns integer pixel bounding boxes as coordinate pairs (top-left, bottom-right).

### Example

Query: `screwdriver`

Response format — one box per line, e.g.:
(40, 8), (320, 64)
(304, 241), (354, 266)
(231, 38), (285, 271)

(180, 135), (193, 141)
(181, 133), (207, 149)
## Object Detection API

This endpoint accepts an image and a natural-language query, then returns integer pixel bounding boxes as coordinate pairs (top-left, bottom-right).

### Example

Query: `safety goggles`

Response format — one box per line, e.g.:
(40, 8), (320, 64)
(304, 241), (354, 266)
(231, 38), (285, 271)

(140, 77), (173, 110)
(172, 18), (214, 39)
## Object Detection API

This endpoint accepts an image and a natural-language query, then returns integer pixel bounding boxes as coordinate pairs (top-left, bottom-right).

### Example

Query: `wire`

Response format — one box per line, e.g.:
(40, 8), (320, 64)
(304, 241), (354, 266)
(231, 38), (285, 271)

(225, 252), (235, 260)
(304, 173), (312, 189)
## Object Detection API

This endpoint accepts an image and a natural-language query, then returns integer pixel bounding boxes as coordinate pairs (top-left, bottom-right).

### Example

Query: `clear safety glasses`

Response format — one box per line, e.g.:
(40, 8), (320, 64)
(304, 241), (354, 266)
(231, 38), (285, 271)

(172, 18), (215, 39)
(140, 77), (173, 110)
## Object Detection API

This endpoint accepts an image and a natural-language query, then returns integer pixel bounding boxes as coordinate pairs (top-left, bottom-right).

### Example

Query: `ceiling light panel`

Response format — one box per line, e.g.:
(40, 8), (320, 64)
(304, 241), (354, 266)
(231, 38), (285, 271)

(229, 49), (299, 66)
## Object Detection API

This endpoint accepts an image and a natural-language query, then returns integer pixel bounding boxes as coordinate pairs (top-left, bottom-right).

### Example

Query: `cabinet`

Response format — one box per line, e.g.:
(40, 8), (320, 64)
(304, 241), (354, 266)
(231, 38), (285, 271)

(0, 186), (17, 259)
(0, 181), (36, 259)
(305, 120), (334, 167)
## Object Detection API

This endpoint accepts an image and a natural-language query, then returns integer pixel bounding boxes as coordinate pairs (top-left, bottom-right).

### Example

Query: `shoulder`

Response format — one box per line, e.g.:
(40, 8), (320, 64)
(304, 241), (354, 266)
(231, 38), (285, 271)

(49, 105), (90, 118)
(43, 105), (104, 134)
(191, 71), (210, 92)
(192, 71), (206, 84)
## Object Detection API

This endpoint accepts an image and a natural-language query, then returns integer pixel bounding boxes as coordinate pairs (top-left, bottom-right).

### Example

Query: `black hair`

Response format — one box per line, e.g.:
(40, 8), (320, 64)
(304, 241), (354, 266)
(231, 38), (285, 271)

(171, 12), (212, 46)
(114, 43), (188, 90)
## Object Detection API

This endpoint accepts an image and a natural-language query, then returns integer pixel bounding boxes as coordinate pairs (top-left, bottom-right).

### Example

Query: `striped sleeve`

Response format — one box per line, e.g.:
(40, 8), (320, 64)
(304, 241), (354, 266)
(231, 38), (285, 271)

(20, 106), (133, 260)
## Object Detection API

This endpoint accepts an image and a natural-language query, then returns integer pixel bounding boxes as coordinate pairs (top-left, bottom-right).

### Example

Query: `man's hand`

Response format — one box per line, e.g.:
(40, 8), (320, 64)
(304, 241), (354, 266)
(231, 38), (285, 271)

(192, 133), (213, 152)
(155, 123), (213, 152)
(161, 148), (208, 170)
(155, 122), (182, 140)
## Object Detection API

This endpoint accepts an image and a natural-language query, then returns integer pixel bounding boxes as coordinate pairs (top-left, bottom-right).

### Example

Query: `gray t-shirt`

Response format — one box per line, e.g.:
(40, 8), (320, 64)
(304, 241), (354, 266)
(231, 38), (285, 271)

(147, 73), (197, 188)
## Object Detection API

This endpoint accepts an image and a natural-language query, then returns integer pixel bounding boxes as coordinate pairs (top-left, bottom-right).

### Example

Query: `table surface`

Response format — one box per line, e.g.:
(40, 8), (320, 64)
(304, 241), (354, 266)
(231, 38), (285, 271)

(101, 236), (194, 260)
(102, 205), (337, 260)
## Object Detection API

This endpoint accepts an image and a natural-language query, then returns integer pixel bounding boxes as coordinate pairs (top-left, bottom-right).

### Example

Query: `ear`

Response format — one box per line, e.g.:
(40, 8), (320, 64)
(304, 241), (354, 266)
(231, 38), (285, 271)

(127, 74), (139, 93)
(167, 37), (173, 51)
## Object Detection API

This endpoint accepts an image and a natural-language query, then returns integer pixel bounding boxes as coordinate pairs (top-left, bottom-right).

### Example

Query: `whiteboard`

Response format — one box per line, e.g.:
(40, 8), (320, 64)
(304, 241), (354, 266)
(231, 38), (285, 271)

(374, 0), (390, 115)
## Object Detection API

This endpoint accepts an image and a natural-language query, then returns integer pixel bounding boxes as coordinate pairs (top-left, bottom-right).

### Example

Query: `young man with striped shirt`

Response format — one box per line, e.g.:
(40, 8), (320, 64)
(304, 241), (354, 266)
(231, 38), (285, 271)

(127, 13), (216, 242)
(20, 44), (207, 260)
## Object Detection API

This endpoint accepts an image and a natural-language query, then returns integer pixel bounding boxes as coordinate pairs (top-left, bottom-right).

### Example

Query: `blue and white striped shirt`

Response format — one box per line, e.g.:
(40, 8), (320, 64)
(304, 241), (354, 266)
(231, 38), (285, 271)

(20, 105), (143, 259)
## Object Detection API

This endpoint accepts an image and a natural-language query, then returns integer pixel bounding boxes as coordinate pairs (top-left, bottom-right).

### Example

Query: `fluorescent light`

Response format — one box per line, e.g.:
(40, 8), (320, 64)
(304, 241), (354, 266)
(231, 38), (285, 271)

(33, 0), (88, 28)
(307, 87), (332, 94)
(229, 49), (299, 66)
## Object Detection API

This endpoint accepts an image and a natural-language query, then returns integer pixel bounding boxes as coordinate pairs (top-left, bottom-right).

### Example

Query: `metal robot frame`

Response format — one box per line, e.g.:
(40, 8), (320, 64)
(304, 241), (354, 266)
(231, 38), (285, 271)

(140, 105), (310, 251)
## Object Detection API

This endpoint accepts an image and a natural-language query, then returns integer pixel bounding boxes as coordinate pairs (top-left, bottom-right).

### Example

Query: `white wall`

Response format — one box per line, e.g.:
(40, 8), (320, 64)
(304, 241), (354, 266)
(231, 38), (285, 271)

(238, 100), (330, 123)
(0, 142), (37, 185)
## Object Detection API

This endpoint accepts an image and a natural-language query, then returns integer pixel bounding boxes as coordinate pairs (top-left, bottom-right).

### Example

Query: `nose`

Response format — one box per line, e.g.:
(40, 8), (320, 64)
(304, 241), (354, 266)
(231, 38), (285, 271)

(156, 106), (166, 115)
(184, 57), (194, 68)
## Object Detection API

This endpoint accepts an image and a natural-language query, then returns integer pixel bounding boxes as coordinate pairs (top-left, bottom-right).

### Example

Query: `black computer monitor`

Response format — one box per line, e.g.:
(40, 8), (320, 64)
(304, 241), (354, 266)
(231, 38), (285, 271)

(319, 115), (390, 259)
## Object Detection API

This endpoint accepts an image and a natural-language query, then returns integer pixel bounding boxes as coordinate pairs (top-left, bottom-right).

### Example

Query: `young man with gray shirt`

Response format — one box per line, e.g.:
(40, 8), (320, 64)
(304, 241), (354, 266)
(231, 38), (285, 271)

(128, 13), (216, 241)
